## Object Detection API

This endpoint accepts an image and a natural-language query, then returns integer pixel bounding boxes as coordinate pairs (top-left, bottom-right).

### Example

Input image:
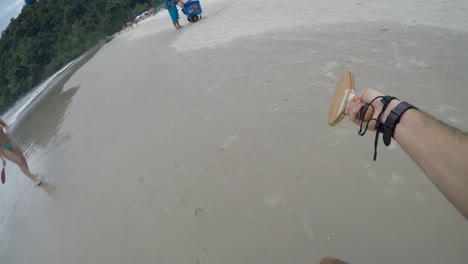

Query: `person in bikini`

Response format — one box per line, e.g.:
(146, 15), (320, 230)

(0, 118), (41, 185)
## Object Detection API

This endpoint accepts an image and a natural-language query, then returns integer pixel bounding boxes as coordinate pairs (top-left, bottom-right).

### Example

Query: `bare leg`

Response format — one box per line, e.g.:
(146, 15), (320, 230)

(1, 146), (40, 185)
(173, 22), (179, 29)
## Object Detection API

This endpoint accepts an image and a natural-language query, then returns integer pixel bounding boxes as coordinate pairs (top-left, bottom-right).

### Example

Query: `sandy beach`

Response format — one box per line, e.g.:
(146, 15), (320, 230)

(1, 0), (468, 263)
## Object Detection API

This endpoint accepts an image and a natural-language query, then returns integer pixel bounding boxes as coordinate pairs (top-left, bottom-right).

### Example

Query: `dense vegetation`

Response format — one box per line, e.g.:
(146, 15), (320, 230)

(0, 0), (164, 112)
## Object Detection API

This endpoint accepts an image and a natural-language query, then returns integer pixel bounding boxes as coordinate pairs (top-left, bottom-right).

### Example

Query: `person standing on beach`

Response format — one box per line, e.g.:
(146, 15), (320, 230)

(164, 0), (182, 29)
(0, 118), (41, 185)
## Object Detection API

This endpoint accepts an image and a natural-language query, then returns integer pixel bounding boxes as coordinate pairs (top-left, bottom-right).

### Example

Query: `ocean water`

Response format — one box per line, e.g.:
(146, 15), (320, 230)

(2, 59), (81, 126)
(0, 45), (102, 255)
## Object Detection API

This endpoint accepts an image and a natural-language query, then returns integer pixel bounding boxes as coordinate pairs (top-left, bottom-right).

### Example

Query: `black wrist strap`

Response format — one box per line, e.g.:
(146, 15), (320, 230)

(357, 95), (397, 161)
(383, 101), (417, 146)
(372, 96), (397, 160)
(358, 96), (397, 136)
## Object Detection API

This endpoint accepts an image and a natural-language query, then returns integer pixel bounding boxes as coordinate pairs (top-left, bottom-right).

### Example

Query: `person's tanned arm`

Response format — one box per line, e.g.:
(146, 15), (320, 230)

(348, 89), (468, 219)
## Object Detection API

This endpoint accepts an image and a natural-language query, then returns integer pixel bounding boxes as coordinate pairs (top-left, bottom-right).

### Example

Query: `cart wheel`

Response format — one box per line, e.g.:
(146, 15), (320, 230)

(190, 15), (199, 23)
(187, 16), (192, 22)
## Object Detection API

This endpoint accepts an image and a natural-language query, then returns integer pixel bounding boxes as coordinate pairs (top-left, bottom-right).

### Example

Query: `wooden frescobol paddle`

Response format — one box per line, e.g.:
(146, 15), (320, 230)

(328, 70), (374, 126)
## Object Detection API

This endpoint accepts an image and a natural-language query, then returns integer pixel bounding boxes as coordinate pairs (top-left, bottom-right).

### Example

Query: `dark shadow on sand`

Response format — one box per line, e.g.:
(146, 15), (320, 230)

(11, 44), (103, 149)
(39, 181), (58, 196)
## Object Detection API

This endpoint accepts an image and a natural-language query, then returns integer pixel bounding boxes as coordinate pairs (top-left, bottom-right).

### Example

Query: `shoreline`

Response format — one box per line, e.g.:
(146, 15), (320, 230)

(0, 42), (104, 256)
(3, 43), (105, 129)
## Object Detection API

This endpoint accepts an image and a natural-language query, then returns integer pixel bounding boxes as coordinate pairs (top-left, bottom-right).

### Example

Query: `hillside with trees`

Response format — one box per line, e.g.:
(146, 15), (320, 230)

(0, 0), (164, 112)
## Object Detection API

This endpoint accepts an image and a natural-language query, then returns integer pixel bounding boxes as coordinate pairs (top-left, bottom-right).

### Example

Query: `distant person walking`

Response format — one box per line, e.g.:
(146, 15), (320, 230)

(164, 0), (182, 29)
(0, 118), (40, 185)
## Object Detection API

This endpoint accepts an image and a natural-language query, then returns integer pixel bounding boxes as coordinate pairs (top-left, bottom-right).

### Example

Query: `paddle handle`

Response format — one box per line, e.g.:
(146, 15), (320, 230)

(347, 93), (374, 122)
(359, 104), (374, 122)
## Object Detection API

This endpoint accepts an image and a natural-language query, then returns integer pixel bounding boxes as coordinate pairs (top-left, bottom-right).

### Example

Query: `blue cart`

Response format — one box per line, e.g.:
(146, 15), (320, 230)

(181, 0), (203, 23)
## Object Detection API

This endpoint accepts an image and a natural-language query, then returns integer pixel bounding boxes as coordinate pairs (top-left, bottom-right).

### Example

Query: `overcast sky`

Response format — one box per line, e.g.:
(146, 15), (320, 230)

(0, 0), (25, 32)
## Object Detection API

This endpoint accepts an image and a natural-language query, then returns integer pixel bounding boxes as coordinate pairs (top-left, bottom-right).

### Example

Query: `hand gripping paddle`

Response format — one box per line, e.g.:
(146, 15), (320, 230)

(328, 70), (374, 126)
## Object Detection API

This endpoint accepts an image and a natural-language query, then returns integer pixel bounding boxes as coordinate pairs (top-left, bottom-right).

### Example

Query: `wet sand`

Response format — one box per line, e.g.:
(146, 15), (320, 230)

(1, 0), (468, 263)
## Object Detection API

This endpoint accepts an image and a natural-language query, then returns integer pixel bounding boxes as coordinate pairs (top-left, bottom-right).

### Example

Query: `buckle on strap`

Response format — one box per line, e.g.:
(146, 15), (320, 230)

(383, 101), (417, 146)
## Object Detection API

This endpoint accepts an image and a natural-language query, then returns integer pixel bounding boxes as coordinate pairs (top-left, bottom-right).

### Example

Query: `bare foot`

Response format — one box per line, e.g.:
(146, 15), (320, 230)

(32, 174), (42, 186)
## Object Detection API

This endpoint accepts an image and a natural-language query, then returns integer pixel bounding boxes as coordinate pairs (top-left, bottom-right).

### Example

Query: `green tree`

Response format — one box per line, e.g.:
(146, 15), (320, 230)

(0, 0), (158, 112)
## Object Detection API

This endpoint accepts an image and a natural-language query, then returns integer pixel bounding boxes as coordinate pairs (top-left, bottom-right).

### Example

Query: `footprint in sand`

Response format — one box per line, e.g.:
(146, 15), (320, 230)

(364, 164), (376, 180)
(417, 62), (430, 70)
(324, 232), (335, 241)
(301, 218), (315, 241)
(195, 207), (204, 216)
(384, 188), (395, 196)
(329, 139), (342, 148)
(196, 247), (208, 264)
(389, 172), (405, 184)
(435, 104), (461, 115)
(172, 161), (182, 168)
(288, 87), (302, 95)
(218, 134), (239, 151)
(263, 194), (286, 208)
(266, 104), (279, 112)
(333, 128), (350, 137)
(204, 85), (220, 93)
